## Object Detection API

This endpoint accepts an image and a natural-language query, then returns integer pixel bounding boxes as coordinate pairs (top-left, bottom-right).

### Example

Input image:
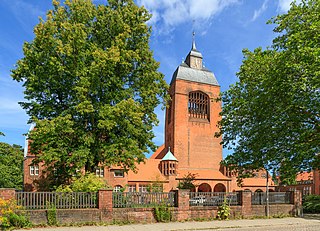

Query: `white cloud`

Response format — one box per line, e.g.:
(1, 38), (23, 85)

(278, 0), (301, 12)
(251, 0), (269, 22)
(137, 0), (239, 34)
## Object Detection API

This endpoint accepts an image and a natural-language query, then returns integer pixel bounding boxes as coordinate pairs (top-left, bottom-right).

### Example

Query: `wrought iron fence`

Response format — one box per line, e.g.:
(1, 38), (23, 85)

(16, 192), (98, 210)
(113, 192), (176, 208)
(251, 192), (293, 205)
(189, 192), (241, 206)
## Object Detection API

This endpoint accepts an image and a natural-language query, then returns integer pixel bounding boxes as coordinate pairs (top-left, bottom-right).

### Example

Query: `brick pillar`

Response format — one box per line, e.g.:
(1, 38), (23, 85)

(293, 190), (302, 217)
(313, 169), (320, 195)
(239, 191), (252, 218)
(0, 188), (16, 200)
(98, 189), (113, 212)
(175, 189), (190, 221)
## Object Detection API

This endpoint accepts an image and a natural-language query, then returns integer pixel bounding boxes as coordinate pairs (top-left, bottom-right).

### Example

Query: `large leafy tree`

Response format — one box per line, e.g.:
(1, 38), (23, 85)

(0, 142), (23, 189)
(12, 0), (168, 187)
(219, 0), (320, 181)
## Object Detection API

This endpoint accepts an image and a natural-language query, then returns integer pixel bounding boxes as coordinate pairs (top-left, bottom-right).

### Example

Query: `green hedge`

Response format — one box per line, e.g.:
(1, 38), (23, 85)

(303, 195), (320, 213)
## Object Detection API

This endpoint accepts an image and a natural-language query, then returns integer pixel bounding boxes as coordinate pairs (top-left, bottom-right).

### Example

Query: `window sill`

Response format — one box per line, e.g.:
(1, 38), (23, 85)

(188, 118), (210, 123)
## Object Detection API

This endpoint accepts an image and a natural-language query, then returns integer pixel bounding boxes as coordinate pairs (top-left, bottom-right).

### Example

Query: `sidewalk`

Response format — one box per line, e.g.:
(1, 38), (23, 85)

(16, 217), (320, 231)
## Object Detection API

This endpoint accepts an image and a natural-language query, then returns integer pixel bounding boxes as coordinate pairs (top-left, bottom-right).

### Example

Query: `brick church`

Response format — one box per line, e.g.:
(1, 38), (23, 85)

(24, 39), (273, 193)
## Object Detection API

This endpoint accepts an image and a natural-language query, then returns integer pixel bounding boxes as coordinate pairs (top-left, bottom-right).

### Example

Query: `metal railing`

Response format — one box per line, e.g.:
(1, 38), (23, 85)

(16, 192), (98, 210)
(189, 192), (241, 206)
(251, 192), (293, 205)
(113, 192), (176, 208)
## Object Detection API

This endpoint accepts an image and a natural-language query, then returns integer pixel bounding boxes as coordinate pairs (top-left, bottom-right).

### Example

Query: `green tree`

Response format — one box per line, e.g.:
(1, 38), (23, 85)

(177, 172), (197, 190)
(0, 142), (23, 189)
(218, 0), (320, 180)
(12, 0), (168, 187)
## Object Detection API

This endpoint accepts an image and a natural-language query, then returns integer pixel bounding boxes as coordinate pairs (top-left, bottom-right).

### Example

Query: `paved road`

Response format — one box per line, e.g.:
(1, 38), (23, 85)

(15, 217), (320, 231)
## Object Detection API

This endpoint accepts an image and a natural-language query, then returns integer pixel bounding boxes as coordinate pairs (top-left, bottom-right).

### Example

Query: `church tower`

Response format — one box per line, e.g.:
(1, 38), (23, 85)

(164, 35), (222, 172)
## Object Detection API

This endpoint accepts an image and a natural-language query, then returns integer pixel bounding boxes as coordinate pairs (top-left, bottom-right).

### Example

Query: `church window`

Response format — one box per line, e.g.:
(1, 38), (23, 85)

(188, 91), (209, 120)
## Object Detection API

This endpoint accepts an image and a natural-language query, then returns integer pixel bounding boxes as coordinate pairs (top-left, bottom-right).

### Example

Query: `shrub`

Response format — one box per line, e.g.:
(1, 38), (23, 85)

(56, 173), (107, 192)
(8, 212), (31, 228)
(177, 172), (197, 190)
(217, 197), (231, 220)
(154, 203), (172, 222)
(303, 194), (320, 213)
(47, 203), (57, 226)
(0, 198), (31, 229)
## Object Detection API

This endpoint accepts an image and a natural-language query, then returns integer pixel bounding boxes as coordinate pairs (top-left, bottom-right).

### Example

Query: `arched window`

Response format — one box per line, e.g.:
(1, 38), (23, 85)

(188, 91), (209, 120)
(113, 185), (123, 192)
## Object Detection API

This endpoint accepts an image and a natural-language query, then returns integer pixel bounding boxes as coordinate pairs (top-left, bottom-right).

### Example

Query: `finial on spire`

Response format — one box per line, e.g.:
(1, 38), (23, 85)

(192, 30), (197, 50)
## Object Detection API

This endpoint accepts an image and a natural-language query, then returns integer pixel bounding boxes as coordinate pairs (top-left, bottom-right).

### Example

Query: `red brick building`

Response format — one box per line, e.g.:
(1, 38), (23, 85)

(23, 39), (273, 193)
(277, 170), (320, 196)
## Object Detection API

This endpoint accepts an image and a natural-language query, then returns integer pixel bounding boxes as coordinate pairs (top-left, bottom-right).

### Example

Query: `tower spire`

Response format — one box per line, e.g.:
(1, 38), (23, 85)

(192, 31), (197, 50)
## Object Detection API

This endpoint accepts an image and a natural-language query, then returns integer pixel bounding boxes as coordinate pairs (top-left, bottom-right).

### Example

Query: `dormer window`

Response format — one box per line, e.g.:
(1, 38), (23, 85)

(188, 91), (209, 120)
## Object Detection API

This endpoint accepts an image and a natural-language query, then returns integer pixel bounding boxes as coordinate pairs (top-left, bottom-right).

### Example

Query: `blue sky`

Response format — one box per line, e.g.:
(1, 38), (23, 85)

(0, 0), (296, 157)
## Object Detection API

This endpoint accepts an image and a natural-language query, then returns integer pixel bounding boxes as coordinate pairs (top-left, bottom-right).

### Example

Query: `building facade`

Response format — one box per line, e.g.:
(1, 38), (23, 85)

(23, 39), (273, 193)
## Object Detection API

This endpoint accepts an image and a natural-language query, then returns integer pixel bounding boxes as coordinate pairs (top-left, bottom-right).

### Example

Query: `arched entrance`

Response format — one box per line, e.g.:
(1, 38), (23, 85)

(198, 183), (212, 192)
(213, 183), (226, 192)
(255, 189), (263, 192)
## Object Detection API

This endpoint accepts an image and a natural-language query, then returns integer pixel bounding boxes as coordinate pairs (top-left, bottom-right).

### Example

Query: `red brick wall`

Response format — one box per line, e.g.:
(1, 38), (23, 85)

(166, 79), (222, 171)
(0, 188), (15, 200)
(313, 169), (320, 195)
(25, 209), (101, 224)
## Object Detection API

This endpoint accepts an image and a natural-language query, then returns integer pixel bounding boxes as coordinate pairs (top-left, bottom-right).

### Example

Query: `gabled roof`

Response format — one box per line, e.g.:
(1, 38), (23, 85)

(127, 159), (167, 182)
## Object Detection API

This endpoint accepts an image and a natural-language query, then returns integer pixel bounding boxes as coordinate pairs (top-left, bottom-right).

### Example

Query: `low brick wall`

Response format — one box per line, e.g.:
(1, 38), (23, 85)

(25, 209), (102, 224)
(0, 189), (302, 225)
(251, 204), (296, 217)
(113, 208), (156, 223)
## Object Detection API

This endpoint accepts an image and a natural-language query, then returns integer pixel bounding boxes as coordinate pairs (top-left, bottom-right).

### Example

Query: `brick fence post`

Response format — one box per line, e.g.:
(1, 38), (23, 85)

(98, 189), (113, 220)
(175, 189), (190, 221)
(239, 191), (252, 218)
(293, 190), (302, 217)
(0, 188), (16, 200)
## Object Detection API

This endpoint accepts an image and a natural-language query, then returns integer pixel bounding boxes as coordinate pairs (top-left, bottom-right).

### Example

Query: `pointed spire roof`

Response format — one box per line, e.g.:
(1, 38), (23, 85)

(188, 31), (202, 59)
(170, 32), (219, 86)
(162, 147), (178, 161)
(192, 31), (197, 50)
